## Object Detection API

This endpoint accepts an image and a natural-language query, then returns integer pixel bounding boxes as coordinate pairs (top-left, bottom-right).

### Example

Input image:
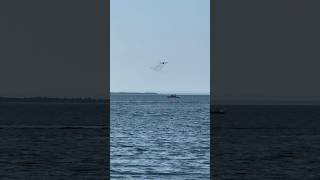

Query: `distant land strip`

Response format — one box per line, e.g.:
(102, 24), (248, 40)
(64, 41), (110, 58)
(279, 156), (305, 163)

(111, 92), (158, 95)
(0, 97), (109, 103)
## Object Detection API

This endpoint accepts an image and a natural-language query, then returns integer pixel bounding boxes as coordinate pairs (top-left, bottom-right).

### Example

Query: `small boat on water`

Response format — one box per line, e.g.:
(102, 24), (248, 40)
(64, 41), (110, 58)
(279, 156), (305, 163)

(167, 94), (180, 98)
(211, 109), (225, 114)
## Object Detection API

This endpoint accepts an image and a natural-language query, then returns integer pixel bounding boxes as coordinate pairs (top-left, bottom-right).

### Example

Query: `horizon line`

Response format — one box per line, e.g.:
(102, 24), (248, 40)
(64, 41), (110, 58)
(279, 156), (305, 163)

(110, 91), (210, 95)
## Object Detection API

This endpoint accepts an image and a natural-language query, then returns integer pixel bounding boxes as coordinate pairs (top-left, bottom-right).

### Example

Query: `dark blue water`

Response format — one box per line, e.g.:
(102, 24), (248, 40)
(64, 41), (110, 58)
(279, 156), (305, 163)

(111, 94), (210, 179)
(213, 105), (320, 179)
(0, 103), (108, 179)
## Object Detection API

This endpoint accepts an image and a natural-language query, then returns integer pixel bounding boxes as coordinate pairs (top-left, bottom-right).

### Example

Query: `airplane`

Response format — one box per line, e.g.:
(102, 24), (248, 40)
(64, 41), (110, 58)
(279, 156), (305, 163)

(160, 61), (168, 65)
(150, 59), (168, 72)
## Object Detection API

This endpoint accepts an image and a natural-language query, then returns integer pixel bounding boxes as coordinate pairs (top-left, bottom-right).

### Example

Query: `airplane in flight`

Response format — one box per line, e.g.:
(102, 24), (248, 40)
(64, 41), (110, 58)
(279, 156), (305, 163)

(151, 59), (168, 72)
(160, 61), (168, 65)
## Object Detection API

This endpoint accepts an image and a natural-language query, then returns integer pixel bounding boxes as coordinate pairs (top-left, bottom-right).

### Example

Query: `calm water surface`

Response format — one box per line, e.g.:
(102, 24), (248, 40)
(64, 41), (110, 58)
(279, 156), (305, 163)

(213, 105), (320, 179)
(0, 103), (108, 179)
(111, 94), (210, 179)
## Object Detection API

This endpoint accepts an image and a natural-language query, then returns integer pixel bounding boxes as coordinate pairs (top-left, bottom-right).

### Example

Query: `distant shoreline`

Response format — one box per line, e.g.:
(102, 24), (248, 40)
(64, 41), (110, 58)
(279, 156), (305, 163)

(111, 92), (158, 95)
(0, 97), (109, 103)
(111, 92), (210, 95)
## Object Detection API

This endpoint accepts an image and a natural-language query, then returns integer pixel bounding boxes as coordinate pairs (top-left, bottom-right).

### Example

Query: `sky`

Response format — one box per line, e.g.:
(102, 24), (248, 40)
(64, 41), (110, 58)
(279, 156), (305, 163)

(213, 0), (320, 103)
(111, 0), (210, 94)
(0, 0), (108, 98)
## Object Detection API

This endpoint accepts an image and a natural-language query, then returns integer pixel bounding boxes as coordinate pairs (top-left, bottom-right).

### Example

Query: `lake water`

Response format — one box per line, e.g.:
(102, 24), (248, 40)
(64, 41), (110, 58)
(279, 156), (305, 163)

(0, 103), (109, 179)
(212, 105), (320, 179)
(110, 94), (210, 179)
(2, 99), (317, 179)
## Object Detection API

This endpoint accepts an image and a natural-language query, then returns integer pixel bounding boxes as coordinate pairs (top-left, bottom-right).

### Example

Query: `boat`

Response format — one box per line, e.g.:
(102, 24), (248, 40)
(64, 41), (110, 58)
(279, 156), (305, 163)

(167, 94), (180, 98)
(211, 109), (225, 114)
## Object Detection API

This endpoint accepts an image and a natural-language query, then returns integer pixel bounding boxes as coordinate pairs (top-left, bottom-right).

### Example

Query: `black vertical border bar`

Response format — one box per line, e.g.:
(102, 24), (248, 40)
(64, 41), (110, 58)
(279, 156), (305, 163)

(98, 0), (110, 178)
(211, 0), (222, 179)
(106, 0), (110, 178)
(107, 0), (110, 177)
(210, 0), (214, 179)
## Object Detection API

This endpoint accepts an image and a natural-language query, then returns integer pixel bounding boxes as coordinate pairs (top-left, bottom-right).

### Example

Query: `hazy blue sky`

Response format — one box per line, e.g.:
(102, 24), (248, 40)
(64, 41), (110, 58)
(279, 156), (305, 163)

(111, 0), (210, 94)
